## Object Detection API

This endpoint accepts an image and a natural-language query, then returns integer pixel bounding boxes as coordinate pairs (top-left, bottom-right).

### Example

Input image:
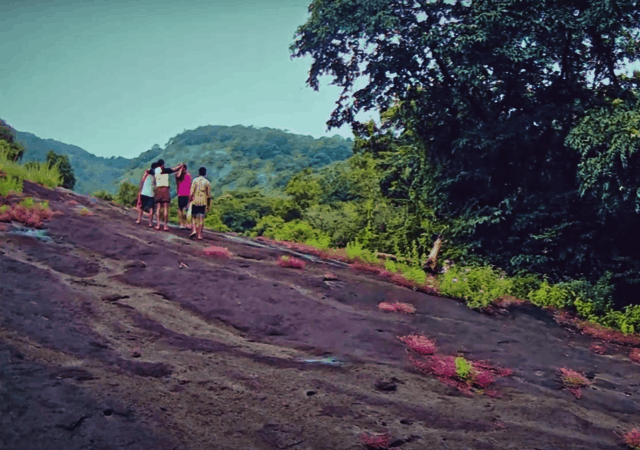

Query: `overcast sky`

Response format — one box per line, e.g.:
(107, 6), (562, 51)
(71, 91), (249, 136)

(0, 0), (369, 158)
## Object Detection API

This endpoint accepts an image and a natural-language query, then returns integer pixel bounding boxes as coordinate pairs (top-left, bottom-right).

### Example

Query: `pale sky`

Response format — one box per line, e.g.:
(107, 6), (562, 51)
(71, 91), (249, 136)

(0, 0), (369, 158)
(2, 1), (638, 159)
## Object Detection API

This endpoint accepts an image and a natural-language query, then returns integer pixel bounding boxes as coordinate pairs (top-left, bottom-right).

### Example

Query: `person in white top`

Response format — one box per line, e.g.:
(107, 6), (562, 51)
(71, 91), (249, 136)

(153, 158), (183, 231)
(136, 163), (157, 227)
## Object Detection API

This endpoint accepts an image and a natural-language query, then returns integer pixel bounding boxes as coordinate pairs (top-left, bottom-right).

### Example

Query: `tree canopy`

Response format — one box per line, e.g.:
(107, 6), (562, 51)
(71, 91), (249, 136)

(291, 0), (640, 306)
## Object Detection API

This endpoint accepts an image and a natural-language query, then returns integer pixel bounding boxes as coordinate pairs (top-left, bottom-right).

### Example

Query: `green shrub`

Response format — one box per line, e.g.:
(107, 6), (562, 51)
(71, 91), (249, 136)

(401, 265), (428, 285)
(204, 211), (230, 232)
(115, 181), (139, 207)
(509, 274), (542, 300)
(267, 220), (330, 244)
(0, 151), (61, 191)
(92, 190), (114, 201)
(305, 234), (331, 250)
(384, 259), (399, 273)
(45, 151), (75, 190)
(438, 266), (512, 309)
(556, 273), (614, 319)
(601, 305), (640, 334)
(0, 175), (22, 196)
(250, 215), (285, 237)
(455, 357), (474, 381)
(527, 281), (570, 309)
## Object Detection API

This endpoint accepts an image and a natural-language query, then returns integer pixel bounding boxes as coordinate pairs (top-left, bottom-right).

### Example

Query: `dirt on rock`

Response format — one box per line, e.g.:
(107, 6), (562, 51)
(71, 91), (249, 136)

(1, 181), (639, 450)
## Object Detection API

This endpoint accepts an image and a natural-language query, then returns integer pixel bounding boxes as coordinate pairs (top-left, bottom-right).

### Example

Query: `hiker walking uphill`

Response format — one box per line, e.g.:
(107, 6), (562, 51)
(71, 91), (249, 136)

(176, 164), (192, 229)
(136, 162), (157, 227)
(154, 159), (184, 231)
(189, 166), (211, 240)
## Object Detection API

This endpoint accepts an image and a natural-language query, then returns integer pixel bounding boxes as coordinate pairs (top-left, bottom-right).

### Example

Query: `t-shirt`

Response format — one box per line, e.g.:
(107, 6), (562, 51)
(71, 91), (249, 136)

(177, 172), (192, 197)
(140, 172), (156, 197)
(154, 166), (176, 188)
(190, 176), (211, 206)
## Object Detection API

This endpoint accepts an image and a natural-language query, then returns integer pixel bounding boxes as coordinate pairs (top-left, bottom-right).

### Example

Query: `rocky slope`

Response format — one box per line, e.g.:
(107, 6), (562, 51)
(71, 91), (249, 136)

(1, 181), (639, 450)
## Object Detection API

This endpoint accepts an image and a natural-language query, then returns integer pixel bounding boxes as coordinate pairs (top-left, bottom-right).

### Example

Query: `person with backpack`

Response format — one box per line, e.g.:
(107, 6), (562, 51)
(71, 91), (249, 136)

(189, 166), (211, 240)
(154, 159), (184, 231)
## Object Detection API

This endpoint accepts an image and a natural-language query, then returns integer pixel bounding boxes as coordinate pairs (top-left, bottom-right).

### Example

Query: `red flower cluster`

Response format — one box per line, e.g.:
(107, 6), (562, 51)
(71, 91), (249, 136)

(558, 367), (591, 398)
(0, 203), (56, 228)
(398, 334), (511, 396)
(630, 348), (640, 364)
(278, 256), (306, 270)
(378, 302), (416, 314)
(359, 433), (391, 449)
(202, 246), (232, 258)
(350, 261), (383, 275)
(397, 334), (436, 355)
(623, 428), (640, 450)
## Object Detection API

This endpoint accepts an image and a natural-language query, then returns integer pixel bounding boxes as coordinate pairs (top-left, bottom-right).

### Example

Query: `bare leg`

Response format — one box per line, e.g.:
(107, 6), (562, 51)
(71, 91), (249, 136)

(190, 213), (197, 237)
(155, 204), (161, 229)
(136, 208), (143, 224)
(163, 204), (169, 230)
(147, 208), (154, 226)
(197, 216), (204, 239)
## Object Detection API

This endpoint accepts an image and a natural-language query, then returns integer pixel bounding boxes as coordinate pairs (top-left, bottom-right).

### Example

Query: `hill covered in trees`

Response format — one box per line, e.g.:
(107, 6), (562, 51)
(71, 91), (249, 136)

(12, 124), (353, 196)
(15, 130), (130, 194)
(118, 125), (352, 197)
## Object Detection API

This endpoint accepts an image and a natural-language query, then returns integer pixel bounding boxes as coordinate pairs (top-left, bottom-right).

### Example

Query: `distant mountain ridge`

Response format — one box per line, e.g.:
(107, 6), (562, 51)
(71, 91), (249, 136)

(15, 131), (131, 195)
(13, 125), (353, 195)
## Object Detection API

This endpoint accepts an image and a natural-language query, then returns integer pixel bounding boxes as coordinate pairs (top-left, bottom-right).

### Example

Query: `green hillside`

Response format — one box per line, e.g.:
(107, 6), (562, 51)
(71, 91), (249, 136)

(15, 131), (130, 195)
(118, 125), (353, 197)
(12, 124), (352, 196)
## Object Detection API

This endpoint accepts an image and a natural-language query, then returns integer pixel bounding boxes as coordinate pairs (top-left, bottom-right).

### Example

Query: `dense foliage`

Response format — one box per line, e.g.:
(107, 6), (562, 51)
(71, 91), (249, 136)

(290, 0), (640, 307)
(0, 120), (25, 162)
(120, 125), (353, 197)
(45, 151), (76, 190)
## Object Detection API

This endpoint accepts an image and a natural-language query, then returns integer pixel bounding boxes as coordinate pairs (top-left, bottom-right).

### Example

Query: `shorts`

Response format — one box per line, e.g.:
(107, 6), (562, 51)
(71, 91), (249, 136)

(155, 186), (170, 203)
(178, 196), (190, 211)
(140, 195), (155, 212)
(192, 205), (206, 217)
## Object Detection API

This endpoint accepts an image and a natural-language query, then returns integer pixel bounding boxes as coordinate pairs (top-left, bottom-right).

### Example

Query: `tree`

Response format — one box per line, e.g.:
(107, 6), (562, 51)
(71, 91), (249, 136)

(291, 0), (640, 302)
(0, 119), (25, 162)
(46, 150), (76, 190)
(116, 181), (139, 207)
(284, 168), (322, 210)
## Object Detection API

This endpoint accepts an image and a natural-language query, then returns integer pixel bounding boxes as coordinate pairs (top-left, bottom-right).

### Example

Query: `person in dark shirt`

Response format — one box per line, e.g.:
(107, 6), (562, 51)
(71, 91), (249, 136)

(154, 159), (183, 231)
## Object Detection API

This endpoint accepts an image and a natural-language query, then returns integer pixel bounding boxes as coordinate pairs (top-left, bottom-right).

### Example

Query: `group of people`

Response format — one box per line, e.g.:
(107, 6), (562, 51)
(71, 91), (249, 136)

(135, 159), (211, 240)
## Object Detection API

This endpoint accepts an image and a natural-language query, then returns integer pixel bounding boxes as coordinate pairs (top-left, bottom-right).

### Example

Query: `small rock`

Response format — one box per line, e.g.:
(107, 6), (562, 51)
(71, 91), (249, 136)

(101, 294), (130, 302)
(131, 350), (141, 358)
(124, 260), (146, 269)
(375, 380), (397, 392)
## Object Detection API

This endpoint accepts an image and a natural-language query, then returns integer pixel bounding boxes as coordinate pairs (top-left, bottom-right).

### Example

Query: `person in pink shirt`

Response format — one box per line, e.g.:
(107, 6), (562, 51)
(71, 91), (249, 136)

(175, 164), (192, 229)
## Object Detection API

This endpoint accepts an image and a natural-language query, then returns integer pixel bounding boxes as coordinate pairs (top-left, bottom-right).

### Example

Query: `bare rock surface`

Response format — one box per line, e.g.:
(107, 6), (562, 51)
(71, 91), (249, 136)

(0, 181), (638, 450)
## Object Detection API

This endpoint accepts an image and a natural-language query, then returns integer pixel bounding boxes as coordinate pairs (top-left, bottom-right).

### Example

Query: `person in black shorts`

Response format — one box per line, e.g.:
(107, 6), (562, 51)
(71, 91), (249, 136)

(175, 164), (192, 229)
(136, 163), (157, 226)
